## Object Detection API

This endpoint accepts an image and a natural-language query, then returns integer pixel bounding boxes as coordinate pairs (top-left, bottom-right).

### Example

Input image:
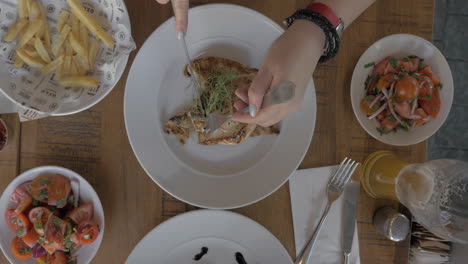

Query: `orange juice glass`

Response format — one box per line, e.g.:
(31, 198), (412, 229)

(361, 151), (409, 200)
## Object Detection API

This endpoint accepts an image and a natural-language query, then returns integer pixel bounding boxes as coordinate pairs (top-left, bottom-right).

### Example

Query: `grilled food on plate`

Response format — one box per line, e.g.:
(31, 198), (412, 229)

(165, 57), (279, 145)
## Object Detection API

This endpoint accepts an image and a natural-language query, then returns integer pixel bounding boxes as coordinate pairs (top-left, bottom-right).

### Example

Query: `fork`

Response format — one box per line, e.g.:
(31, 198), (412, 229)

(295, 158), (360, 264)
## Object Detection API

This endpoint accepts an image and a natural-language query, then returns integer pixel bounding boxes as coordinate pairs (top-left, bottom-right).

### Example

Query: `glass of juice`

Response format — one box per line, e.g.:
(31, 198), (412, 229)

(361, 151), (408, 200)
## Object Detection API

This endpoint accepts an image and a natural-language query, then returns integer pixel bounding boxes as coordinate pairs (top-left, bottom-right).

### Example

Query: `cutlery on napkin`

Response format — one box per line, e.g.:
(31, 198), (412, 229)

(290, 166), (360, 264)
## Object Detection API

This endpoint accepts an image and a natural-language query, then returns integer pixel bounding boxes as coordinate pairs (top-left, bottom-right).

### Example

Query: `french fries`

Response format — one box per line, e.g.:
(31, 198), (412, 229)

(69, 33), (87, 58)
(80, 23), (89, 50)
(2, 19), (28, 42)
(59, 76), (99, 88)
(57, 10), (70, 33)
(52, 24), (71, 56)
(66, 0), (115, 47)
(28, 1), (40, 21)
(34, 37), (51, 63)
(18, 0), (28, 19)
(16, 49), (46, 69)
(39, 5), (51, 49)
(88, 40), (99, 68)
(5, 0), (112, 89)
(19, 19), (43, 47)
(14, 56), (24, 68)
(42, 55), (64, 75)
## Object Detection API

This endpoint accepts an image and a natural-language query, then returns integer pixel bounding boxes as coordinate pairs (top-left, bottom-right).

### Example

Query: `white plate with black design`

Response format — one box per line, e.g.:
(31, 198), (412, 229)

(125, 210), (293, 264)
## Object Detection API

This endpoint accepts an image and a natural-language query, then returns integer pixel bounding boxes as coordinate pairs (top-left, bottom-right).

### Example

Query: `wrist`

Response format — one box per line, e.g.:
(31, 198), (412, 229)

(288, 20), (327, 58)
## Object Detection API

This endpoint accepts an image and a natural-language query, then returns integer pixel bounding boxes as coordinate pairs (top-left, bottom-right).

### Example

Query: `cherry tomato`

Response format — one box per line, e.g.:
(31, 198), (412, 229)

(29, 175), (51, 202)
(395, 76), (419, 102)
(420, 66), (441, 85)
(46, 251), (68, 264)
(373, 56), (390, 76)
(22, 228), (39, 248)
(398, 60), (412, 72)
(419, 89), (441, 118)
(66, 202), (93, 224)
(77, 220), (99, 244)
(10, 186), (33, 214)
(376, 73), (395, 91)
(414, 108), (429, 127)
(11, 236), (32, 260)
(5, 209), (30, 237)
(44, 215), (66, 251)
(394, 101), (412, 119)
(417, 77), (433, 100)
(381, 117), (398, 131)
(48, 174), (71, 208)
(29, 207), (51, 236)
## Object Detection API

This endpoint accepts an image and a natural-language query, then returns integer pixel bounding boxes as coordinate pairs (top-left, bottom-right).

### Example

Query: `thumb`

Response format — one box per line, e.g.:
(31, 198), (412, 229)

(248, 68), (272, 117)
(172, 0), (189, 34)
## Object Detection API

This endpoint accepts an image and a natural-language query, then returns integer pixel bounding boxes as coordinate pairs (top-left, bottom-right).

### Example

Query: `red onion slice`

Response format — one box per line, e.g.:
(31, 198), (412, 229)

(368, 102), (388, 120)
(411, 99), (418, 115)
(369, 94), (382, 109)
(32, 244), (46, 258)
(408, 115), (423, 119)
(71, 179), (80, 208)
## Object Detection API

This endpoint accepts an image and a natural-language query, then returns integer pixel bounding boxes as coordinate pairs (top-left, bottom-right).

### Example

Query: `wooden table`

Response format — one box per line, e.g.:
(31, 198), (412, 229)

(0, 0), (433, 263)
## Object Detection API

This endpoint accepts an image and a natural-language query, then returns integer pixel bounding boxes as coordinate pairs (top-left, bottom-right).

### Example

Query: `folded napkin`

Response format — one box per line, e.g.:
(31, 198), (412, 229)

(289, 166), (360, 264)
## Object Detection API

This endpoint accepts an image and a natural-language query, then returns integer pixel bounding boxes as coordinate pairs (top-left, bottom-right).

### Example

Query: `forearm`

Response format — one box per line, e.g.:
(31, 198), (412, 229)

(315, 0), (376, 29)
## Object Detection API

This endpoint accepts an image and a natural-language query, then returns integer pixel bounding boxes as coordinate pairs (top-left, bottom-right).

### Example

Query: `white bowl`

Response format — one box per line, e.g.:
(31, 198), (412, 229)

(0, 166), (104, 264)
(350, 34), (454, 146)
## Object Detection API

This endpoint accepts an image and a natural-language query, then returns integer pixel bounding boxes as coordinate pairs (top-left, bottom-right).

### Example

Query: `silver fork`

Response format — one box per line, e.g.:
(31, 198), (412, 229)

(295, 158), (360, 264)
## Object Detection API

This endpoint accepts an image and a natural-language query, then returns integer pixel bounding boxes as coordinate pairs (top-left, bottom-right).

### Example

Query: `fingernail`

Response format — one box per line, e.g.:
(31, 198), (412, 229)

(249, 104), (257, 117)
(177, 31), (184, 40)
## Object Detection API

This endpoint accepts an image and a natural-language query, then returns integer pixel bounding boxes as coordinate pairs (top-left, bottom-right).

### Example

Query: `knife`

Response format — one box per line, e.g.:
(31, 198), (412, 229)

(342, 182), (360, 264)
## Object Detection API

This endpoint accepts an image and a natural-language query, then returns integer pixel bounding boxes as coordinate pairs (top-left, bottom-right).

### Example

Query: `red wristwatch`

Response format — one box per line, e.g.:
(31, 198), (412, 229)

(306, 3), (344, 38)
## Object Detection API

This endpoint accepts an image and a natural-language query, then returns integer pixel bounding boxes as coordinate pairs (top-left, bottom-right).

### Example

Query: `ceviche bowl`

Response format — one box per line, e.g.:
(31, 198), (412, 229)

(351, 34), (454, 146)
(0, 166), (104, 264)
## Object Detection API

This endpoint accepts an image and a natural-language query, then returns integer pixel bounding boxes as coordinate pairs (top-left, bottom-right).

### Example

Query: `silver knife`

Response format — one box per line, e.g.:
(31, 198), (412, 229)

(342, 182), (360, 264)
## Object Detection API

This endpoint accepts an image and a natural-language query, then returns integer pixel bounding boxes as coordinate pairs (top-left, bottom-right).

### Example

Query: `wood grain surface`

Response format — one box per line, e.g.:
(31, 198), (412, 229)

(0, 0), (433, 263)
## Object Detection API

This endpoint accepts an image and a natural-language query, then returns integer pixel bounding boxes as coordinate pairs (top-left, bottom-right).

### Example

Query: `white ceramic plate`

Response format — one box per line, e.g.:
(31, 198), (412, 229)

(126, 210), (293, 264)
(350, 34), (453, 146)
(124, 4), (316, 209)
(0, 166), (104, 264)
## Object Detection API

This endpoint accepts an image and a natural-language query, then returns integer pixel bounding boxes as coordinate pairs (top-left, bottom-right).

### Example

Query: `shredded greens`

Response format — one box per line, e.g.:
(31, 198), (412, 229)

(192, 71), (238, 117)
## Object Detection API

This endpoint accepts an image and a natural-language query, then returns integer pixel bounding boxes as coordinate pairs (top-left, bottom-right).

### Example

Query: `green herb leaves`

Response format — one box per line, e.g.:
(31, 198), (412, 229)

(194, 71), (238, 116)
(364, 62), (375, 68)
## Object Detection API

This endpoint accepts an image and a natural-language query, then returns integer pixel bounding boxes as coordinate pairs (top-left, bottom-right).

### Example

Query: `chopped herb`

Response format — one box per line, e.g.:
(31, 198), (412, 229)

(67, 195), (74, 204)
(424, 94), (432, 100)
(376, 126), (389, 136)
(37, 236), (45, 244)
(436, 83), (443, 90)
(39, 189), (48, 200)
(18, 248), (31, 254)
(48, 240), (55, 245)
(52, 218), (62, 227)
(10, 217), (17, 224)
(57, 198), (67, 207)
(389, 57), (398, 68)
(67, 258), (77, 264)
(192, 71), (237, 117)
(365, 95), (375, 102)
(17, 229), (26, 237)
(32, 200), (38, 206)
(38, 179), (50, 185)
(408, 55), (419, 59)
(400, 119), (411, 131)
(35, 221), (44, 230)
(403, 57), (410, 62)
(364, 75), (371, 90)
(364, 62), (375, 68)
(388, 115), (397, 122)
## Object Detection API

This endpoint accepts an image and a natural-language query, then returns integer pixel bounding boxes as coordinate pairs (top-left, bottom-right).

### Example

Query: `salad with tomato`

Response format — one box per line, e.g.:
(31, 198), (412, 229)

(4, 174), (100, 264)
(361, 55), (442, 135)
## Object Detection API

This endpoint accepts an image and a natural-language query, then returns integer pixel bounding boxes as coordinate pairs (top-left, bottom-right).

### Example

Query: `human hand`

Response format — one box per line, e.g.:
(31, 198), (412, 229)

(232, 20), (326, 127)
(155, 0), (189, 36)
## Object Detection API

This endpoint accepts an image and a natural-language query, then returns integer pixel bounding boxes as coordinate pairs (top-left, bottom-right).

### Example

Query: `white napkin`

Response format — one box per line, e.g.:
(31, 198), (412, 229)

(289, 166), (360, 264)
